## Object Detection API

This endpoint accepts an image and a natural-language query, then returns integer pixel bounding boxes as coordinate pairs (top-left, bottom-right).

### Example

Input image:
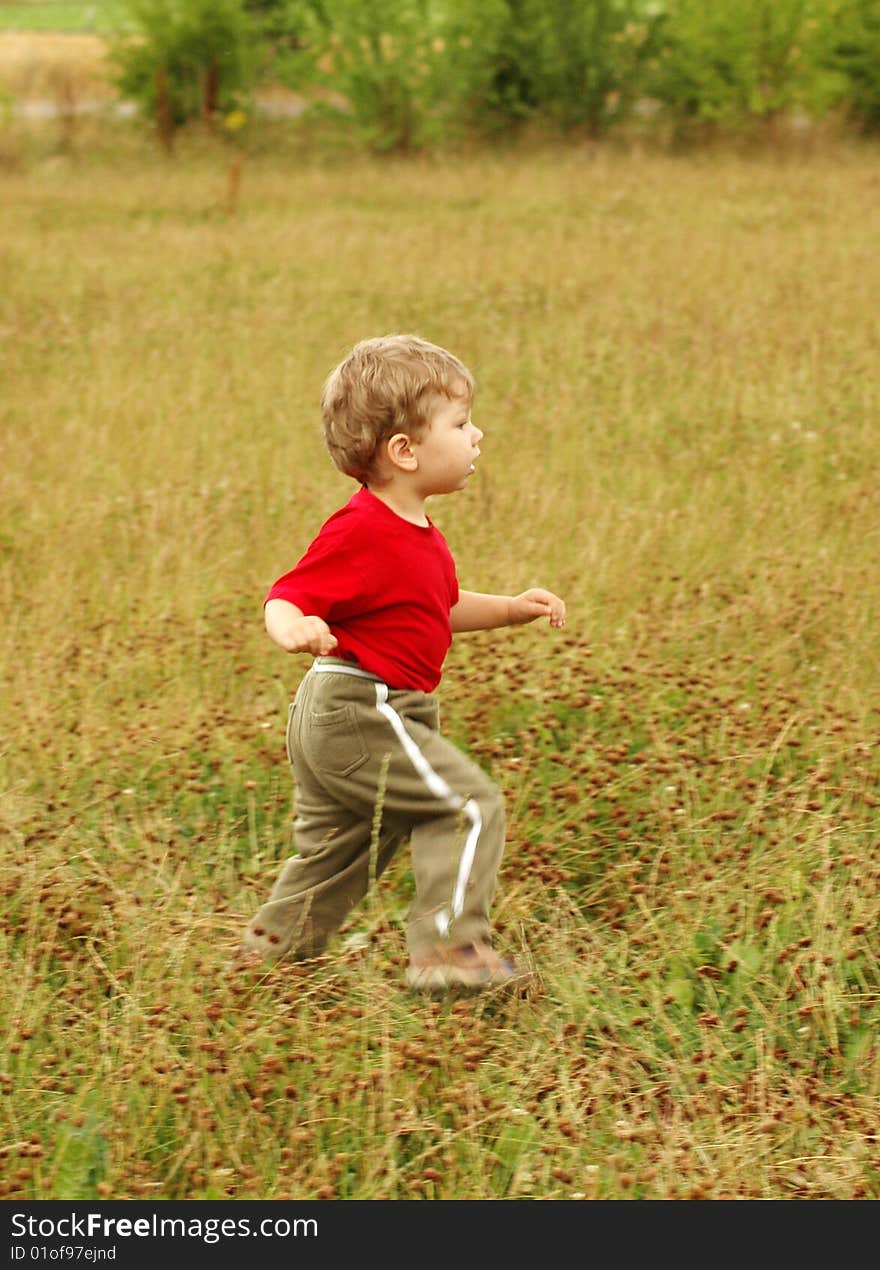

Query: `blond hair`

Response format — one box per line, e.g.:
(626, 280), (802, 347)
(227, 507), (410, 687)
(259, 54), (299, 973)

(320, 334), (475, 481)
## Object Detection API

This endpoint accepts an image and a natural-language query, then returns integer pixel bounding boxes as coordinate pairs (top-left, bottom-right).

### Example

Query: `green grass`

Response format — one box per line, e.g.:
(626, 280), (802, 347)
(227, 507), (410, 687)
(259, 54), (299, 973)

(0, 131), (878, 1200)
(0, 3), (127, 35)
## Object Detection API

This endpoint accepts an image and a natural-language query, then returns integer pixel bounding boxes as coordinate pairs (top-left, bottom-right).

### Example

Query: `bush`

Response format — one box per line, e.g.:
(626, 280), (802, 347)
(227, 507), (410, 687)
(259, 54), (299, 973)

(646, 0), (818, 135)
(521, 0), (661, 135)
(152, 0), (880, 150)
(273, 0), (663, 146)
(436, 0), (540, 138)
(271, 0), (450, 151)
(110, 0), (260, 147)
(818, 0), (880, 133)
(440, 0), (661, 138)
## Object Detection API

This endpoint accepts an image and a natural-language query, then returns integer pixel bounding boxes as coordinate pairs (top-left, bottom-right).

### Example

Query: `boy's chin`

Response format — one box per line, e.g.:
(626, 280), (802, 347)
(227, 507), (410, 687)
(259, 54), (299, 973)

(427, 470), (474, 495)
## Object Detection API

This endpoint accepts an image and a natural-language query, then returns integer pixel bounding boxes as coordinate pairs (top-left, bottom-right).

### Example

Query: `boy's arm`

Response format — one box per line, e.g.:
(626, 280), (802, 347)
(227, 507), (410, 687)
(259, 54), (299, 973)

(450, 589), (566, 633)
(264, 598), (339, 655)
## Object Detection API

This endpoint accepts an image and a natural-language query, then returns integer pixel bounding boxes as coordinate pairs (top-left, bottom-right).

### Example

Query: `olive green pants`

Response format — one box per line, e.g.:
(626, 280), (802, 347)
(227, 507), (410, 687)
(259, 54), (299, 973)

(244, 658), (505, 962)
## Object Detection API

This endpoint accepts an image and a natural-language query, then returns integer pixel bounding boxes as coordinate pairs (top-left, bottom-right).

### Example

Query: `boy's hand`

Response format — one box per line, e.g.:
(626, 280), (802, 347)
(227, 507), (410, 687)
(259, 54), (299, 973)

(279, 615), (339, 656)
(508, 588), (566, 629)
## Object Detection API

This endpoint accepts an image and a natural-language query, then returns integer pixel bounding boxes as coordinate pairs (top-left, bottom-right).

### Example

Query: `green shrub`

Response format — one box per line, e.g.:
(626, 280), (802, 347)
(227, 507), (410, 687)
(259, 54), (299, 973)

(431, 0), (536, 138)
(521, 0), (661, 135)
(271, 0), (448, 151)
(196, 0), (880, 149)
(438, 0), (660, 138)
(110, 0), (260, 145)
(270, 0), (662, 146)
(818, 0), (880, 132)
(646, 0), (818, 134)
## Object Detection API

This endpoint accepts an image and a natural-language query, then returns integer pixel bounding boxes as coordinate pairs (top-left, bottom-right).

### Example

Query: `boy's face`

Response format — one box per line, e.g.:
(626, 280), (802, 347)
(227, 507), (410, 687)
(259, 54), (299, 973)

(410, 392), (483, 495)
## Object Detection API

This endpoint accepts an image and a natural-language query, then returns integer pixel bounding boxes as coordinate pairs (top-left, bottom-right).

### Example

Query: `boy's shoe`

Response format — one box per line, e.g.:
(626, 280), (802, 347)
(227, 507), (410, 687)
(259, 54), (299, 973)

(406, 941), (534, 993)
(223, 945), (268, 974)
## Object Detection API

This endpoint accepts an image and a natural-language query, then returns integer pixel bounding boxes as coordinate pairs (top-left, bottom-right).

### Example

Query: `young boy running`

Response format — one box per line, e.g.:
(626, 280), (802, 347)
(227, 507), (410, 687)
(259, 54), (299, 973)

(243, 334), (565, 991)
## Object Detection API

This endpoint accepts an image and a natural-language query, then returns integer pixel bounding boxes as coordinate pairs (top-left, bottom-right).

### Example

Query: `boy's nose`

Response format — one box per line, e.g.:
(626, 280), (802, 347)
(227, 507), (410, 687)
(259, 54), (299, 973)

(472, 425), (484, 442)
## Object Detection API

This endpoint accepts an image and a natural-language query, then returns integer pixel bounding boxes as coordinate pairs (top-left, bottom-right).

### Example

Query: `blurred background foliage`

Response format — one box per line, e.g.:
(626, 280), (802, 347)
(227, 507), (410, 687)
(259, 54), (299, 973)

(4, 0), (877, 149)
(133, 0), (880, 147)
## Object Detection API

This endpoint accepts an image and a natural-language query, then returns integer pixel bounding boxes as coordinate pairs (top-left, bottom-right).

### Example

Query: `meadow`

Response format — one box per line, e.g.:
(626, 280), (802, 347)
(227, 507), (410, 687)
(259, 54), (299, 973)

(0, 5), (126, 33)
(1, 128), (878, 1200)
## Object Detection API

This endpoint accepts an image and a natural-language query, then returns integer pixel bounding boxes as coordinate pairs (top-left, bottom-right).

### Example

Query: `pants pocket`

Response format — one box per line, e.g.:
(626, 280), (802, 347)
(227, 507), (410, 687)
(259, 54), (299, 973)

(305, 703), (369, 777)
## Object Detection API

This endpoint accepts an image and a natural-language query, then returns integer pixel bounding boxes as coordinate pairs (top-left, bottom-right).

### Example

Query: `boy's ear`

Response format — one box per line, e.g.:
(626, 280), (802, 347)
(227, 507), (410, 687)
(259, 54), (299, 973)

(386, 432), (418, 472)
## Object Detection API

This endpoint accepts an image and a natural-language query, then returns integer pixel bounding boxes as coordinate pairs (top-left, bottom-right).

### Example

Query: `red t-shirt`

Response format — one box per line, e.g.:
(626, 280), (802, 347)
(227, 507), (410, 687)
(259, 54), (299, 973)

(265, 487), (460, 692)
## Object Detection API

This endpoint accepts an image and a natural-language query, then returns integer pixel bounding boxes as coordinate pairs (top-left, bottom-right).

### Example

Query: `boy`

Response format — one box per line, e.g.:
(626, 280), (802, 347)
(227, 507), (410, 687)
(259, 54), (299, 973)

(243, 334), (565, 991)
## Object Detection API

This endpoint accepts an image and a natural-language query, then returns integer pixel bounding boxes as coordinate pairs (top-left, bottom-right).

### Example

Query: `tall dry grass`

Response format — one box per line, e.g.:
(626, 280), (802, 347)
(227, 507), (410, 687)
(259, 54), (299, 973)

(1, 137), (878, 1200)
(0, 31), (115, 102)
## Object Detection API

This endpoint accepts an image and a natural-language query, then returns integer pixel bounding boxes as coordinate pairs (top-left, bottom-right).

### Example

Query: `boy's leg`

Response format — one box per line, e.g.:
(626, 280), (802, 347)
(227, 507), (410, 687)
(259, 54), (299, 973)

(244, 682), (407, 962)
(244, 809), (404, 961)
(300, 678), (507, 961)
(245, 666), (507, 968)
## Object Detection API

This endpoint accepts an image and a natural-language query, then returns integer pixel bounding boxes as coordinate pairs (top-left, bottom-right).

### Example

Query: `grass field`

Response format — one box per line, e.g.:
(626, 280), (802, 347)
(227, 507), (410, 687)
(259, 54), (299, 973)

(0, 2), (126, 35)
(1, 134), (878, 1201)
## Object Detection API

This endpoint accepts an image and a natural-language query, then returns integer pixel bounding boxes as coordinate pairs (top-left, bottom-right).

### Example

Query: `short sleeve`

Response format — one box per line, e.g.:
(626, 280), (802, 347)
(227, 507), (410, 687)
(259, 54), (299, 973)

(265, 515), (385, 620)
